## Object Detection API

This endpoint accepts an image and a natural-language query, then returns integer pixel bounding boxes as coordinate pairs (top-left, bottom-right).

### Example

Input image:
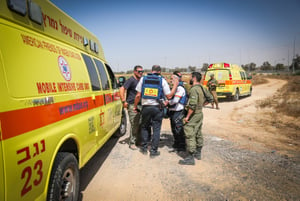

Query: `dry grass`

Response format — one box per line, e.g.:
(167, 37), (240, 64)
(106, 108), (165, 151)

(251, 75), (268, 85)
(256, 75), (300, 118)
(255, 75), (300, 145)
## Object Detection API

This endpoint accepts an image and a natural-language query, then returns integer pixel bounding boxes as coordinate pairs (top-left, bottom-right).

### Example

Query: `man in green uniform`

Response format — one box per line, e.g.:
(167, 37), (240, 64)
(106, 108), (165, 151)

(207, 73), (219, 109)
(179, 72), (213, 165)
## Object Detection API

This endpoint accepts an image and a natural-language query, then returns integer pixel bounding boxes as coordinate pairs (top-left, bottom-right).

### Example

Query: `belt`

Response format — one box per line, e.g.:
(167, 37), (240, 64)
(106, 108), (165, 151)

(169, 110), (183, 113)
(142, 105), (160, 108)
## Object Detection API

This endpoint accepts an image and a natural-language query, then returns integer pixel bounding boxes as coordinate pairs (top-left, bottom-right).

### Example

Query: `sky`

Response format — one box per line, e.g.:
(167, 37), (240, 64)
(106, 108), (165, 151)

(50, 0), (300, 72)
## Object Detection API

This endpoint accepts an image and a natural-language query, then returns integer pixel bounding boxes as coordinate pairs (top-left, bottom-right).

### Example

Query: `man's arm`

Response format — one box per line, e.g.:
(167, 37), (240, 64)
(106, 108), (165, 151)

(133, 91), (141, 112)
(184, 87), (197, 123)
(184, 108), (194, 123)
(119, 86), (126, 102)
(134, 78), (143, 109)
(119, 86), (128, 108)
(169, 86), (184, 105)
(165, 78), (179, 100)
(215, 79), (219, 86)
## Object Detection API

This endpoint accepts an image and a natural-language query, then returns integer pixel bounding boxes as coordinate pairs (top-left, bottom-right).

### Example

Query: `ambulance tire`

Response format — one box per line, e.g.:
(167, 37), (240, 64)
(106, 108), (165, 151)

(232, 89), (240, 101)
(47, 152), (80, 201)
(113, 109), (127, 137)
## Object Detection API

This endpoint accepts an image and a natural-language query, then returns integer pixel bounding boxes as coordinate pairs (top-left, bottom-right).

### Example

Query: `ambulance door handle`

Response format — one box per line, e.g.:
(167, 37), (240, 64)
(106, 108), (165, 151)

(91, 94), (96, 106)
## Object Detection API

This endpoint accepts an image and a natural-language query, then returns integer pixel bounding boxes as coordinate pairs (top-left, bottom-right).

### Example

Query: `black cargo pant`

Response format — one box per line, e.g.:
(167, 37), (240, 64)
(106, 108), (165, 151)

(169, 110), (186, 150)
(140, 105), (163, 152)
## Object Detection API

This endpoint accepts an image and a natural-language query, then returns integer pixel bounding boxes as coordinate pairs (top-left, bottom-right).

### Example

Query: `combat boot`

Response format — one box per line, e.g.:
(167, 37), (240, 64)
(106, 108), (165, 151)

(193, 147), (202, 160)
(179, 153), (195, 165)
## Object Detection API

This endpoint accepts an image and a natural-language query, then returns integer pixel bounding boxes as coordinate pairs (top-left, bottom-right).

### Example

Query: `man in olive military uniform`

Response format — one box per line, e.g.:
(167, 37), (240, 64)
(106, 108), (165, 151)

(207, 73), (219, 109)
(179, 72), (213, 165)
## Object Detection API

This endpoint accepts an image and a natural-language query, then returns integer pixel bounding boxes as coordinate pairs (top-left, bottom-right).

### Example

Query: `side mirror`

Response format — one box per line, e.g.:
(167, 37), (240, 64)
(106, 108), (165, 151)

(118, 76), (126, 87)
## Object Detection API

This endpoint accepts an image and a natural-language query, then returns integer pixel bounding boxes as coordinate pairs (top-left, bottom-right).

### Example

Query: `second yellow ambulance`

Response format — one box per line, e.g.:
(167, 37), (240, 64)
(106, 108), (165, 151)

(203, 62), (252, 101)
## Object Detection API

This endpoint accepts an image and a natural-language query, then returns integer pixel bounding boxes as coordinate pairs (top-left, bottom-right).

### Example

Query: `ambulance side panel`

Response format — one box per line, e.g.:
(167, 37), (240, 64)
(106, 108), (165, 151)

(0, 1), (124, 200)
(0, 20), (8, 201)
(0, 142), (4, 201)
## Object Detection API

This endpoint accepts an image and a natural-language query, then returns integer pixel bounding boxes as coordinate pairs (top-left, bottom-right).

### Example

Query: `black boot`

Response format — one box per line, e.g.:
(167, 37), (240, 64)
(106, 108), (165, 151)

(194, 147), (202, 160)
(179, 153), (195, 165)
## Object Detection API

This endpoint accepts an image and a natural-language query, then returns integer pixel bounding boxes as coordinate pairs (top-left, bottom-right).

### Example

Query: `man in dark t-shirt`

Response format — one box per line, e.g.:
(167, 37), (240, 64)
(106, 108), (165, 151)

(120, 65), (144, 150)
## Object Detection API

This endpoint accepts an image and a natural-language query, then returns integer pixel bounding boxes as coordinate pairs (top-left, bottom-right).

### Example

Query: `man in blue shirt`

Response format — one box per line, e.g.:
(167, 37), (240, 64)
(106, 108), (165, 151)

(120, 65), (144, 150)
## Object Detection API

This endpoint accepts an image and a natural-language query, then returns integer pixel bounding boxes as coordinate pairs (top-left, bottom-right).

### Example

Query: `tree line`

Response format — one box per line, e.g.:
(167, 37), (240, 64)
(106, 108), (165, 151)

(116, 55), (300, 74)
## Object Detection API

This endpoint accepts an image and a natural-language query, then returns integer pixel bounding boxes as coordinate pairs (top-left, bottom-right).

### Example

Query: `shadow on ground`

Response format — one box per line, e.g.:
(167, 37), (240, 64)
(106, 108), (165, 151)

(78, 136), (119, 201)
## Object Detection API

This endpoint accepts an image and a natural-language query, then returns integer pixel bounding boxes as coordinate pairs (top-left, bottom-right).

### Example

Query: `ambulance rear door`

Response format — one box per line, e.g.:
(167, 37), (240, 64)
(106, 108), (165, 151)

(215, 70), (230, 90)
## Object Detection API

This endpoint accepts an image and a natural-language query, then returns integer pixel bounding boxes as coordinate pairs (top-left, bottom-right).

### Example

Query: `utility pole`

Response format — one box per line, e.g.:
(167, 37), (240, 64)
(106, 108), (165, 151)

(293, 36), (296, 74)
(288, 49), (290, 72)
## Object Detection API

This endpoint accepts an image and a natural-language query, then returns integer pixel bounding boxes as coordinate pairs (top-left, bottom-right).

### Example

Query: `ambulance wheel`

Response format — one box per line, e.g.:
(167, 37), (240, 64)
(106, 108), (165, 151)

(47, 152), (79, 201)
(114, 109), (127, 137)
(232, 89), (240, 101)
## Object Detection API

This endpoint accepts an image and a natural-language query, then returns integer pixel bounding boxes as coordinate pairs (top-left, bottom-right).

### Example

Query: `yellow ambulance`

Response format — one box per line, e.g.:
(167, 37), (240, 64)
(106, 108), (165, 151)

(0, 1), (127, 200)
(203, 63), (252, 101)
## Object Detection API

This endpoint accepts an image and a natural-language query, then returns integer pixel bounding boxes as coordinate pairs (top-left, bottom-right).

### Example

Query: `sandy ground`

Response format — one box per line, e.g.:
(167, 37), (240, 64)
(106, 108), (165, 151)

(79, 79), (300, 201)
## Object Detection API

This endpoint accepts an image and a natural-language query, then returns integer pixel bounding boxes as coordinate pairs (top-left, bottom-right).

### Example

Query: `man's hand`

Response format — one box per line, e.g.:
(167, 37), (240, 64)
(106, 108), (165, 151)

(183, 117), (189, 123)
(123, 102), (128, 109)
(164, 100), (169, 106)
(203, 101), (209, 106)
(172, 77), (179, 87)
(133, 106), (140, 113)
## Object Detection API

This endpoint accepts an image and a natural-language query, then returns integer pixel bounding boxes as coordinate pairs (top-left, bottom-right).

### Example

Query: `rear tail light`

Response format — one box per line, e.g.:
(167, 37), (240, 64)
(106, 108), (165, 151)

(229, 73), (232, 80)
(208, 64), (213, 68)
(224, 63), (230, 68)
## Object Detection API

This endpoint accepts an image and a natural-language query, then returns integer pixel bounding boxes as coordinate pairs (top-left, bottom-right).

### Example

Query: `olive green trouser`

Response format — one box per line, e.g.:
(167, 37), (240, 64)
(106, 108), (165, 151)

(184, 111), (203, 154)
(210, 90), (218, 106)
(128, 104), (141, 145)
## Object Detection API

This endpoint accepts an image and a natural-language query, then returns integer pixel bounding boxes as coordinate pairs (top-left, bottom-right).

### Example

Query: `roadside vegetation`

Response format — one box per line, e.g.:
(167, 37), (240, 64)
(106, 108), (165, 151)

(251, 74), (268, 85)
(255, 74), (300, 148)
(255, 74), (300, 117)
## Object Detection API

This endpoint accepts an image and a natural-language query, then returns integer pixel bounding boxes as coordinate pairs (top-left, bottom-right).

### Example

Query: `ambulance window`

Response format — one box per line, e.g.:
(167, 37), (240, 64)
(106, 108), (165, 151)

(82, 54), (101, 91)
(28, 1), (43, 25)
(217, 70), (229, 80)
(94, 59), (110, 90)
(7, 0), (27, 16)
(105, 64), (118, 89)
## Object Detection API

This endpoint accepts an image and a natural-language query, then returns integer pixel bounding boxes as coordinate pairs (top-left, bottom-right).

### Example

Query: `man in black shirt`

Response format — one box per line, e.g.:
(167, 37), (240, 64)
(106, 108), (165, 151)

(120, 65), (144, 150)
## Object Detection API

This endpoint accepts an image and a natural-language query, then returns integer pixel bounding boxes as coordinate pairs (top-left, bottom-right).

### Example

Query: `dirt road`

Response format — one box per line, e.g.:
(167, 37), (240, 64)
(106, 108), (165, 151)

(79, 79), (300, 201)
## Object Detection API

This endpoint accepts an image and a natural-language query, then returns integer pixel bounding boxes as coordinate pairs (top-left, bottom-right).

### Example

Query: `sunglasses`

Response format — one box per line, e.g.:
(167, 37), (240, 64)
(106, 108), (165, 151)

(136, 70), (144, 73)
